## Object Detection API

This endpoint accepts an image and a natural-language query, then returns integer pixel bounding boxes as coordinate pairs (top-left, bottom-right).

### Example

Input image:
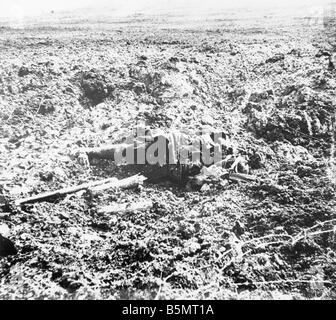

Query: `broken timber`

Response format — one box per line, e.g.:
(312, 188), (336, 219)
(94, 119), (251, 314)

(15, 174), (146, 206)
(227, 172), (259, 183)
(85, 143), (135, 161)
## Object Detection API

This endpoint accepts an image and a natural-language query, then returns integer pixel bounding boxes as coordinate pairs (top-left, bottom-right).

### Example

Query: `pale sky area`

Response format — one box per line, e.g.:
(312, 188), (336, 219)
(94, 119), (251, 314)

(0, 0), (333, 18)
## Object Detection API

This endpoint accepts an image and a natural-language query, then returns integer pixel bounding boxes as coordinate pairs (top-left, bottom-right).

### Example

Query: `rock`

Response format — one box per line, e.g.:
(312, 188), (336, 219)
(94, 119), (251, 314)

(18, 66), (31, 77)
(0, 224), (10, 237)
(0, 234), (17, 257)
(58, 274), (83, 293)
(201, 115), (214, 125)
(183, 240), (201, 255)
(266, 53), (284, 63)
(200, 184), (211, 193)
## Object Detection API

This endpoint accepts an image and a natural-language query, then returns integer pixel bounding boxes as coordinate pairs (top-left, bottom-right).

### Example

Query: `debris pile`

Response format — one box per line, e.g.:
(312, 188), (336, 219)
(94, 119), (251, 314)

(80, 69), (115, 105)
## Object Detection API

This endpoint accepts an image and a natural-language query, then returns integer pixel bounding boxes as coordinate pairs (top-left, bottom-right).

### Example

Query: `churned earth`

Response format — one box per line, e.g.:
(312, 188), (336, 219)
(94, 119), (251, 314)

(0, 7), (336, 299)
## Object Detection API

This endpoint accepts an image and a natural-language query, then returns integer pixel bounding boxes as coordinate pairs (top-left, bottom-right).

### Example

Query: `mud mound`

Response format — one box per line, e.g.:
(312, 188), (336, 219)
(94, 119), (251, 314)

(80, 69), (115, 106)
(129, 60), (194, 104)
(245, 84), (334, 160)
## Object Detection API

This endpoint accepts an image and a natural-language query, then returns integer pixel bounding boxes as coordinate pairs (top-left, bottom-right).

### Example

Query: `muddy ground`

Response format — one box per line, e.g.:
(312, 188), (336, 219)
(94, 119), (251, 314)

(0, 12), (336, 299)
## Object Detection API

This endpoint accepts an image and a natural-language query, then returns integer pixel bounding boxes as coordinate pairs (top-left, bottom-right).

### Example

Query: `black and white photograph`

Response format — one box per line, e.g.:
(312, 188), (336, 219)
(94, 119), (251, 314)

(0, 0), (336, 302)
